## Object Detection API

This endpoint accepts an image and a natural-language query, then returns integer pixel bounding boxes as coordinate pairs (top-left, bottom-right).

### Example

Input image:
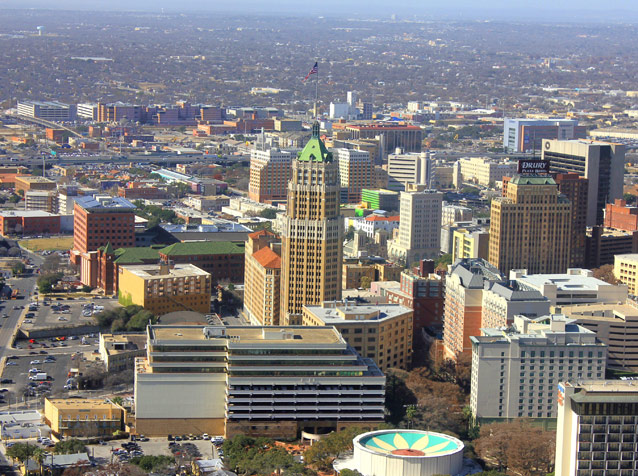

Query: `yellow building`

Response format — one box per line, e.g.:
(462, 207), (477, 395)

(614, 254), (638, 295)
(302, 301), (413, 371)
(44, 398), (126, 438)
(243, 230), (281, 325)
(489, 175), (572, 274)
(280, 123), (343, 325)
(342, 263), (376, 290)
(118, 262), (211, 315)
(452, 228), (490, 262)
(14, 176), (57, 194)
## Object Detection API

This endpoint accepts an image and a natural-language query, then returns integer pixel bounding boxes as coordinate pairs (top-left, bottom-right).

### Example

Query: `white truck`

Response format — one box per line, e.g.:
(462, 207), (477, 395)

(29, 372), (47, 381)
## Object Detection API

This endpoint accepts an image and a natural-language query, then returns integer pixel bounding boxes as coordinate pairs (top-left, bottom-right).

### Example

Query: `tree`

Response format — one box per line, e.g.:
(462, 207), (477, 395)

(8, 194), (21, 203)
(339, 470), (364, 476)
(591, 264), (619, 284)
(385, 370), (417, 424)
(259, 208), (277, 219)
(41, 254), (62, 274)
(435, 253), (452, 270)
(129, 455), (174, 472)
(405, 405), (417, 429)
(11, 260), (25, 276)
(360, 276), (372, 289)
(623, 193), (637, 205)
(6, 443), (42, 464)
(304, 427), (363, 471)
(37, 272), (63, 294)
(54, 439), (87, 455)
(474, 420), (555, 476)
(8, 246), (21, 257)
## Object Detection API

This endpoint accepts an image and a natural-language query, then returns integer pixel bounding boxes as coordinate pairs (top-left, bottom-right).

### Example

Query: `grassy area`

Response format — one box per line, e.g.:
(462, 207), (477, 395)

(19, 236), (74, 252)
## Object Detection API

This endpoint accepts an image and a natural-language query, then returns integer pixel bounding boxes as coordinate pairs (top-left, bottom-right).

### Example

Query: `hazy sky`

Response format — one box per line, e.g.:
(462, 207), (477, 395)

(2, 0), (638, 21)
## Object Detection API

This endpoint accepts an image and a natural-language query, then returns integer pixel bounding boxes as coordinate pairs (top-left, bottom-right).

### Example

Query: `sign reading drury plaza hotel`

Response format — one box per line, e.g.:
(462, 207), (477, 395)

(517, 159), (550, 175)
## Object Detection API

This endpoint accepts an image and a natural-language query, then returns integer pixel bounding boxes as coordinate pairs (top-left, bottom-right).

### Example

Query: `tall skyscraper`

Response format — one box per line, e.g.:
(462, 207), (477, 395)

(542, 139), (624, 226)
(387, 185), (443, 265)
(280, 123), (342, 325)
(553, 173), (588, 268)
(334, 148), (374, 203)
(489, 175), (572, 274)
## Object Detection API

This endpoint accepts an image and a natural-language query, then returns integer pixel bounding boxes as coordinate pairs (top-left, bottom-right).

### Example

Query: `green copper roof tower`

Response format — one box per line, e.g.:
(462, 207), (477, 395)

(297, 122), (333, 163)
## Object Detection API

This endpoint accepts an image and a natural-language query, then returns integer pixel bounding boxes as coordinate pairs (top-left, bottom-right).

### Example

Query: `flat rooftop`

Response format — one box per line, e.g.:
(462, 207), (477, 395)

(516, 272), (610, 291)
(0, 210), (56, 218)
(16, 176), (56, 184)
(149, 325), (344, 345)
(304, 302), (411, 324)
(46, 398), (121, 410)
(120, 263), (210, 280)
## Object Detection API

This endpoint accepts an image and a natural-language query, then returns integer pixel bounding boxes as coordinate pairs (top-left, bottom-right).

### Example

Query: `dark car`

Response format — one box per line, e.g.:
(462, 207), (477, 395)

(0, 379), (13, 384)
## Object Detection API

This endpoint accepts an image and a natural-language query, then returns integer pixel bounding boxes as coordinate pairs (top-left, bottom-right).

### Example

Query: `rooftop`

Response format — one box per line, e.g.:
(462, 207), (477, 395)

(252, 246), (281, 268)
(149, 325), (345, 345)
(160, 241), (245, 256)
(509, 175), (556, 186)
(451, 258), (503, 288)
(16, 176), (56, 184)
(0, 210), (57, 218)
(46, 398), (122, 410)
(304, 301), (411, 324)
(514, 269), (615, 292)
(75, 195), (136, 211)
(120, 263), (210, 279)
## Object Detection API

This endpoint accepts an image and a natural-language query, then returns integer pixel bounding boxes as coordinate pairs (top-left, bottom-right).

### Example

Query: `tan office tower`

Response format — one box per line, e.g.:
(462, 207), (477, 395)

(489, 175), (571, 274)
(280, 123), (342, 325)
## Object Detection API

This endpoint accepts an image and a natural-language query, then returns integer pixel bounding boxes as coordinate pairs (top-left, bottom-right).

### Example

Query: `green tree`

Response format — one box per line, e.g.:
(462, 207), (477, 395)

(384, 371), (417, 424)
(435, 253), (452, 269)
(129, 455), (174, 472)
(126, 310), (157, 331)
(9, 194), (21, 203)
(360, 276), (372, 289)
(111, 396), (124, 406)
(6, 443), (42, 464)
(340, 470), (364, 476)
(11, 261), (25, 276)
(345, 225), (355, 241)
(259, 208), (278, 219)
(405, 405), (417, 429)
(37, 272), (63, 294)
(53, 439), (87, 455)
(623, 193), (637, 205)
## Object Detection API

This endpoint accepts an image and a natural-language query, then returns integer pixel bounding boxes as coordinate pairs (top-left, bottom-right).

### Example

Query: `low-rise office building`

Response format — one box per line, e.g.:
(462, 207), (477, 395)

(510, 268), (628, 306)
(134, 325), (385, 438)
(302, 301), (413, 371)
(14, 176), (57, 194)
(118, 263), (212, 315)
(555, 380), (638, 476)
(98, 333), (147, 372)
(470, 315), (606, 423)
(43, 398), (126, 438)
(586, 226), (638, 268)
(559, 300), (638, 371)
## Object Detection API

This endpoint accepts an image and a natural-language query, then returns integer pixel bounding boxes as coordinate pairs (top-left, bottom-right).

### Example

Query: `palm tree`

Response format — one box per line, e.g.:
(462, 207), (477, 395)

(32, 448), (46, 476)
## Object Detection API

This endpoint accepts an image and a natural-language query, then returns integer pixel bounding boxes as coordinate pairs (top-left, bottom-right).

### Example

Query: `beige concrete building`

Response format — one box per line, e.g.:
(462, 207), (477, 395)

(386, 151), (431, 191)
(441, 204), (473, 226)
(335, 148), (374, 203)
(470, 315), (606, 422)
(14, 175), (56, 194)
(452, 157), (517, 188)
(44, 398), (126, 438)
(452, 227), (490, 262)
(118, 262), (212, 315)
(489, 175), (572, 274)
(243, 230), (281, 326)
(98, 333), (147, 372)
(25, 191), (58, 213)
(248, 139), (292, 204)
(388, 186), (443, 265)
(613, 253), (638, 295)
(302, 301), (413, 371)
(555, 381), (638, 476)
(134, 325), (385, 438)
(280, 123), (342, 325)
(559, 300), (638, 371)
(342, 263), (376, 290)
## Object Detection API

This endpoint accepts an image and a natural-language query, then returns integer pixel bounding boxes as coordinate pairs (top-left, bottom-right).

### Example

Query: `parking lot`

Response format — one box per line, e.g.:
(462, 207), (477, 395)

(86, 437), (218, 466)
(20, 297), (119, 331)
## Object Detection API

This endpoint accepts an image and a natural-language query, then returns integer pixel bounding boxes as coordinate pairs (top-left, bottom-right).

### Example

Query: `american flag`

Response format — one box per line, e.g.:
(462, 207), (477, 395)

(302, 62), (318, 82)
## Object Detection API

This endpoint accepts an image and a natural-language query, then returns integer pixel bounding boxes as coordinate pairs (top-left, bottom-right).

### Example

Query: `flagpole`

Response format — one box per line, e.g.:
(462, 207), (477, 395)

(314, 61), (319, 120)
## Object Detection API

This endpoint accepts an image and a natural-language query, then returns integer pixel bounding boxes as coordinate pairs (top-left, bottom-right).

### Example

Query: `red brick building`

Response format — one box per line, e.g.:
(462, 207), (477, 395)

(70, 196), (136, 288)
(384, 260), (445, 341)
(0, 211), (60, 236)
(604, 199), (638, 232)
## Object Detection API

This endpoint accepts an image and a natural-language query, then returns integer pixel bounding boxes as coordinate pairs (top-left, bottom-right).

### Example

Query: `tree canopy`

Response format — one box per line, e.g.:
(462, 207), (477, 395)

(37, 272), (63, 293)
(54, 439), (87, 455)
(94, 305), (157, 332)
(223, 435), (296, 476)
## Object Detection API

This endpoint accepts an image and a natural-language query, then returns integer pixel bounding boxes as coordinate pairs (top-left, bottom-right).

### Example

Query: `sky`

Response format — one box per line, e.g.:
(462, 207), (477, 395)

(2, 0), (638, 22)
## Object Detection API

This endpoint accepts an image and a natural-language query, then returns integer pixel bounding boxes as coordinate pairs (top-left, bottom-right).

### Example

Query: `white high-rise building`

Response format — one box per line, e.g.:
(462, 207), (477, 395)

(387, 151), (432, 191)
(17, 101), (76, 121)
(76, 103), (98, 120)
(470, 314), (606, 422)
(388, 187), (442, 264)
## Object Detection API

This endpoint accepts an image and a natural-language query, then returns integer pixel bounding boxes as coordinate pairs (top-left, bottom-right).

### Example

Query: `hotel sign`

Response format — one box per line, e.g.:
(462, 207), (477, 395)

(518, 159), (550, 174)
